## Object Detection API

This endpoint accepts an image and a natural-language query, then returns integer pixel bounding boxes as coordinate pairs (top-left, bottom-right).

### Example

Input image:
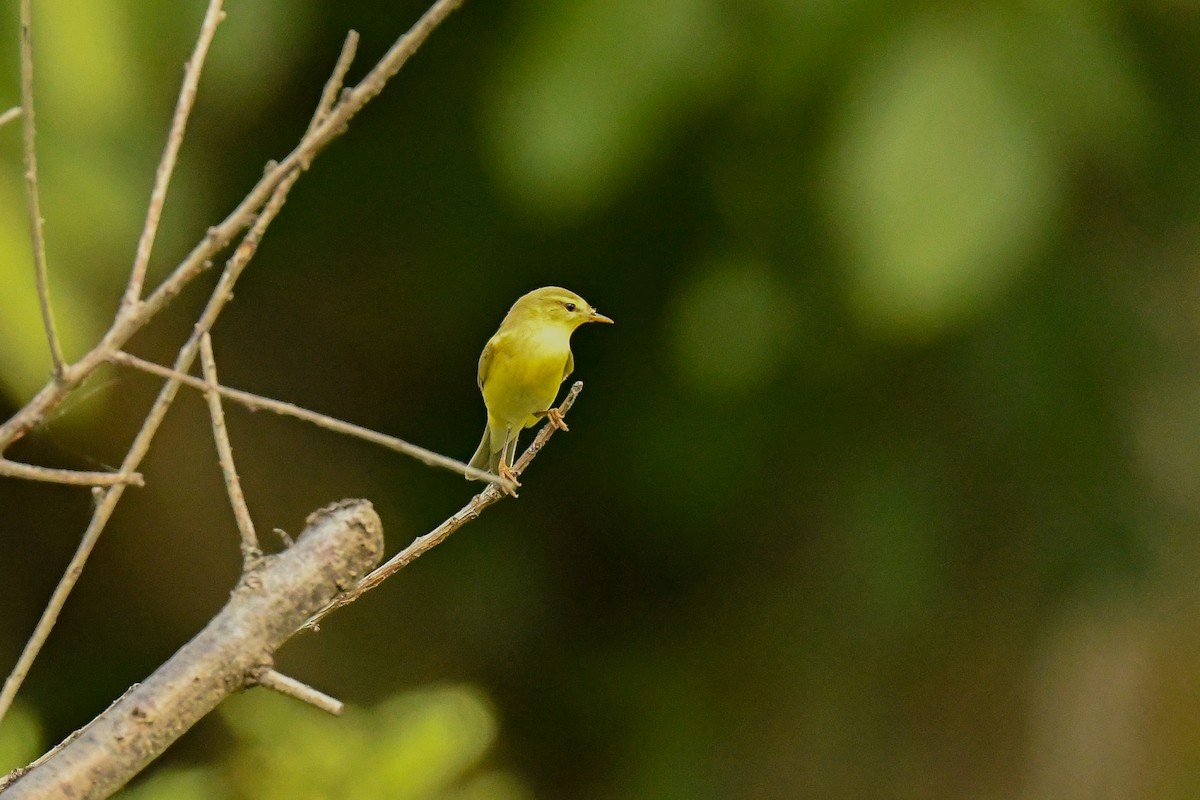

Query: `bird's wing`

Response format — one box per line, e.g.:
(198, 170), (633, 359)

(478, 337), (496, 391)
(562, 348), (575, 382)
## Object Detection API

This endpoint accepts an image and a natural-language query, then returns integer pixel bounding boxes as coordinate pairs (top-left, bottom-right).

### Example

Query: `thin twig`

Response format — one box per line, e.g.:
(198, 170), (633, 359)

(0, 105), (22, 128)
(0, 459), (142, 487)
(199, 334), (260, 567)
(137, 0), (465, 317)
(110, 351), (508, 486)
(309, 30), (359, 134)
(254, 669), (343, 716)
(303, 382), (584, 632)
(19, 0), (65, 376)
(122, 0), (225, 309)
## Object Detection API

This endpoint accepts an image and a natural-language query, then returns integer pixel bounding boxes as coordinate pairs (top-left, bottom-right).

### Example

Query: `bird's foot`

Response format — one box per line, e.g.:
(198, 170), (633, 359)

(498, 462), (521, 497)
(537, 408), (570, 432)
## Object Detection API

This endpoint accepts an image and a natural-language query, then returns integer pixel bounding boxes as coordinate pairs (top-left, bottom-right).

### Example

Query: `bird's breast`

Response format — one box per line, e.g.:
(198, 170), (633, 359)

(483, 329), (571, 426)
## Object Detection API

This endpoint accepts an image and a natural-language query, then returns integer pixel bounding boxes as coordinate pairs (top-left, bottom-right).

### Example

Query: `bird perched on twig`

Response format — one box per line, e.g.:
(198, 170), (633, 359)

(469, 286), (612, 494)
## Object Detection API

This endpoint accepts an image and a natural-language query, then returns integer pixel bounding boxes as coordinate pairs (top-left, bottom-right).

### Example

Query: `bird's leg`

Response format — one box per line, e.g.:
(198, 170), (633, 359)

(497, 426), (521, 497)
(535, 407), (570, 432)
(499, 425), (523, 470)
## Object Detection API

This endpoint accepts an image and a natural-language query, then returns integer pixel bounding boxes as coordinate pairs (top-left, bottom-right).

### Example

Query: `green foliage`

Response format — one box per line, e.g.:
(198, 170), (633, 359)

(118, 768), (228, 800)
(114, 687), (527, 800)
(221, 687), (522, 800)
(829, 13), (1058, 336)
(484, 0), (729, 218)
(670, 254), (795, 396)
(0, 705), (41, 776)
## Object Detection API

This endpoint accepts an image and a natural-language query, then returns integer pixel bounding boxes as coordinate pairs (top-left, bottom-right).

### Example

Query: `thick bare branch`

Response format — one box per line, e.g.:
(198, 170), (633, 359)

(122, 0), (225, 308)
(19, 0), (65, 376)
(0, 686), (140, 794)
(0, 106), (21, 128)
(0, 500), (383, 800)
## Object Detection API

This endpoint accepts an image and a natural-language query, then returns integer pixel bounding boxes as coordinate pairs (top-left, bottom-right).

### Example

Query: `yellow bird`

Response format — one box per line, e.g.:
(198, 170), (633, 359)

(469, 286), (612, 490)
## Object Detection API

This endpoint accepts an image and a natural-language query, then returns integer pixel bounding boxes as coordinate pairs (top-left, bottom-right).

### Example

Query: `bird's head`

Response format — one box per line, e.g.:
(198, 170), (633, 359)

(507, 286), (614, 331)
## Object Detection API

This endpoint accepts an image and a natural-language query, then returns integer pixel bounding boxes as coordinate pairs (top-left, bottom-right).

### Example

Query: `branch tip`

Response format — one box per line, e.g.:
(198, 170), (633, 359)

(19, 0), (65, 376)
(123, 0), (225, 306)
(255, 669), (344, 716)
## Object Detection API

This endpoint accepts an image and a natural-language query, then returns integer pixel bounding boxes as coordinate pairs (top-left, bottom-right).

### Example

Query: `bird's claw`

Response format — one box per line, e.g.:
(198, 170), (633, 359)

(498, 462), (521, 497)
(538, 408), (570, 432)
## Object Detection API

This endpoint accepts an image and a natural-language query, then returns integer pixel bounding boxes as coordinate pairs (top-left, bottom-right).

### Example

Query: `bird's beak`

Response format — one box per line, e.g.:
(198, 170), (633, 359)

(588, 310), (614, 324)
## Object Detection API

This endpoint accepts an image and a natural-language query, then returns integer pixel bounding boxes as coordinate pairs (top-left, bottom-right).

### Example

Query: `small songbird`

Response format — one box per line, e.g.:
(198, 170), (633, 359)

(469, 286), (612, 491)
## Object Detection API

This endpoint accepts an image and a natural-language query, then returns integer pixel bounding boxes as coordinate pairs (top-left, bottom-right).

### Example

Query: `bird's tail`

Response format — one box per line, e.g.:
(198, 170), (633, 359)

(467, 424), (498, 478)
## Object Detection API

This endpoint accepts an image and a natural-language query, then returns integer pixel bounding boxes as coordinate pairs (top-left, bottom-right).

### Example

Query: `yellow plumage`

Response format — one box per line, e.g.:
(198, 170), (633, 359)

(469, 287), (612, 489)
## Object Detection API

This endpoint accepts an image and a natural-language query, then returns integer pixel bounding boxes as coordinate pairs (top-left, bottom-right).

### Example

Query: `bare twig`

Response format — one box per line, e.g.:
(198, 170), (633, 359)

(0, 0), (467, 450)
(0, 135), (303, 728)
(0, 21), (396, 724)
(0, 459), (142, 487)
(1, 501), (382, 799)
(109, 351), (508, 486)
(0, 106), (21, 128)
(309, 30), (359, 134)
(303, 382), (584, 631)
(19, 0), (65, 376)
(199, 334), (260, 567)
(254, 669), (343, 716)
(122, 0), (225, 310)
(137, 0), (465, 315)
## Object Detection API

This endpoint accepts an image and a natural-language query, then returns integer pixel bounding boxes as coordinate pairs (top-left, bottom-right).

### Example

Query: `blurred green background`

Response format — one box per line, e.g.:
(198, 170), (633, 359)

(3, 0), (1200, 797)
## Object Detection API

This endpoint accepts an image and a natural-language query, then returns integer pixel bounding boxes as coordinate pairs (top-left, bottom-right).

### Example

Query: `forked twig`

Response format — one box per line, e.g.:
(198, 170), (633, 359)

(0, 0), (466, 450)
(19, 0), (64, 376)
(302, 382), (585, 632)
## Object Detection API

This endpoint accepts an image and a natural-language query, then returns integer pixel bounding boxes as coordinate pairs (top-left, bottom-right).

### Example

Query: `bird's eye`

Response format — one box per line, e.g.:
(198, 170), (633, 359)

(564, 302), (576, 312)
